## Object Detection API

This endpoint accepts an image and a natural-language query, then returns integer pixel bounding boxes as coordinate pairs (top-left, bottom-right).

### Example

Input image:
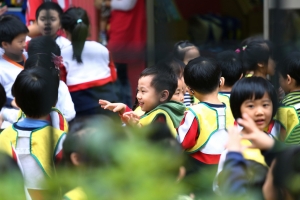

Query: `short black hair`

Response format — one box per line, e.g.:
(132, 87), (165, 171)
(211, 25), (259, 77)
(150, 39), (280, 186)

(230, 77), (278, 119)
(242, 40), (274, 73)
(184, 56), (221, 94)
(140, 66), (178, 101)
(0, 15), (29, 47)
(278, 52), (300, 86)
(35, 2), (63, 21)
(157, 56), (185, 78)
(12, 67), (58, 118)
(172, 40), (199, 61)
(217, 50), (243, 87)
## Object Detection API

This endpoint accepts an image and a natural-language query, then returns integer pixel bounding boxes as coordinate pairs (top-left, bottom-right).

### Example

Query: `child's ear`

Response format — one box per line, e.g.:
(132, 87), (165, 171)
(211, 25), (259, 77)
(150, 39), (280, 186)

(220, 77), (225, 87)
(70, 152), (82, 166)
(287, 74), (292, 85)
(160, 90), (169, 102)
(1, 41), (8, 49)
(257, 62), (264, 68)
(239, 73), (243, 79)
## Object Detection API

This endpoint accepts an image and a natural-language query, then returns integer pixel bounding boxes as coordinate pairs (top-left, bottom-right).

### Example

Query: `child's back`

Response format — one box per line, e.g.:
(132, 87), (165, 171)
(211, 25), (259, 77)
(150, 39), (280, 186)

(1, 67), (66, 198)
(177, 57), (234, 165)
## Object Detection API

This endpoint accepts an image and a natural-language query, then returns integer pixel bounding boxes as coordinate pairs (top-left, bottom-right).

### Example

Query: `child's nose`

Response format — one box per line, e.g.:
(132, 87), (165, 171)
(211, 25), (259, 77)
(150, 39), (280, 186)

(255, 107), (264, 115)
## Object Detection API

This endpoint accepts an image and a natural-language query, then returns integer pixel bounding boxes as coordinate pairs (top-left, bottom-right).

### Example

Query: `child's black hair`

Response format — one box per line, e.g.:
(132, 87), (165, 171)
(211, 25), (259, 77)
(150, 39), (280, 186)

(0, 84), (6, 110)
(25, 36), (61, 88)
(157, 56), (185, 78)
(230, 77), (278, 119)
(12, 67), (58, 118)
(61, 7), (89, 63)
(242, 40), (274, 74)
(140, 66), (178, 101)
(172, 40), (199, 61)
(35, 2), (63, 21)
(0, 15), (28, 47)
(217, 50), (243, 87)
(278, 52), (300, 86)
(184, 56), (221, 94)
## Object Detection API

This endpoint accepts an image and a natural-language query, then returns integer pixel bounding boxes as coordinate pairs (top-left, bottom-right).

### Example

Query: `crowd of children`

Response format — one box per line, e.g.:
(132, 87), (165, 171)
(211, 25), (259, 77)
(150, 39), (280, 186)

(0, 1), (300, 200)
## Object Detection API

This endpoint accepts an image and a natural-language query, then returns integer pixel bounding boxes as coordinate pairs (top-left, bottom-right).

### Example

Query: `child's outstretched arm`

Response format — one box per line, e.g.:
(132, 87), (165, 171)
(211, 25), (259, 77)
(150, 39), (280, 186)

(99, 99), (130, 114)
(177, 111), (199, 150)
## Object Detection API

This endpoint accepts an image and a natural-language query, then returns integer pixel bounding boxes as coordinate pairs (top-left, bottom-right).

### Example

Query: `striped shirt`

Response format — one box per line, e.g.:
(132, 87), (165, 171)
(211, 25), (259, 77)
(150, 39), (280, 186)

(281, 91), (300, 143)
(183, 92), (194, 107)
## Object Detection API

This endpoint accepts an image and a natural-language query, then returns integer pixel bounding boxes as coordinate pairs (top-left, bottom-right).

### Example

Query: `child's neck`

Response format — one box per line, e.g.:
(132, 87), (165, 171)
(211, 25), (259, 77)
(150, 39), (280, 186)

(194, 90), (222, 104)
(26, 115), (49, 121)
(253, 71), (267, 79)
(4, 52), (23, 63)
(219, 86), (232, 93)
(290, 87), (300, 93)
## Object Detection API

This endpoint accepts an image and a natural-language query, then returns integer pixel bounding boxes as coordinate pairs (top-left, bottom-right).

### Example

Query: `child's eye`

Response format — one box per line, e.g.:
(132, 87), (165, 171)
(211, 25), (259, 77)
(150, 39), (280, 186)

(263, 104), (269, 107)
(51, 17), (57, 21)
(247, 105), (254, 108)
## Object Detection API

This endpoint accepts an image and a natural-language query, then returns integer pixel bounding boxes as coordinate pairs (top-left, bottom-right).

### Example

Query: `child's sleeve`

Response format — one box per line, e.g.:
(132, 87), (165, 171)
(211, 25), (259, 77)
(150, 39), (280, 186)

(217, 152), (248, 196)
(177, 111), (199, 150)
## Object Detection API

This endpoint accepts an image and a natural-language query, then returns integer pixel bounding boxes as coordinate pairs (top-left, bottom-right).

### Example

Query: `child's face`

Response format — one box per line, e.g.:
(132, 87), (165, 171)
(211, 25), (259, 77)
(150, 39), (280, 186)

(2, 33), (26, 59)
(137, 75), (161, 112)
(171, 78), (185, 103)
(240, 93), (273, 131)
(183, 47), (200, 65)
(37, 9), (61, 38)
(267, 57), (276, 76)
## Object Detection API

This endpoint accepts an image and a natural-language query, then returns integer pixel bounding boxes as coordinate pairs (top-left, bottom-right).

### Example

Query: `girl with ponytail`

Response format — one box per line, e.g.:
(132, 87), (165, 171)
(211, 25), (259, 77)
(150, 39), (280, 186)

(61, 7), (118, 117)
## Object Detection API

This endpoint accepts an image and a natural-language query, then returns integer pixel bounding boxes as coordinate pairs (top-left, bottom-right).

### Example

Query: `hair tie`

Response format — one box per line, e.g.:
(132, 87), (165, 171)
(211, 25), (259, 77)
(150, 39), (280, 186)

(51, 53), (63, 70)
(77, 19), (83, 24)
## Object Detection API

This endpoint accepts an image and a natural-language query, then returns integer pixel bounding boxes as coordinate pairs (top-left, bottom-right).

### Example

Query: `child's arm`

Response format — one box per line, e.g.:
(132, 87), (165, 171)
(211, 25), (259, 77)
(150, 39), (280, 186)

(99, 99), (131, 114)
(177, 111), (199, 150)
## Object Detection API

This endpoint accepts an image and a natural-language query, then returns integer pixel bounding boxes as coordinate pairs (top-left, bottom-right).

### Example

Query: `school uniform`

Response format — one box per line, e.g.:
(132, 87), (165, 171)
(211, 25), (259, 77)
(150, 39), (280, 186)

(61, 41), (118, 116)
(1, 118), (66, 190)
(177, 102), (234, 164)
(275, 91), (300, 144)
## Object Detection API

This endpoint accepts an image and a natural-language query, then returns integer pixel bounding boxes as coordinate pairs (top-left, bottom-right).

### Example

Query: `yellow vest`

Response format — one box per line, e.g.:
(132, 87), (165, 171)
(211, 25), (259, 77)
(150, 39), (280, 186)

(0, 134), (13, 157)
(63, 187), (87, 200)
(17, 107), (69, 132)
(134, 106), (145, 117)
(186, 102), (234, 153)
(1, 125), (66, 178)
(241, 139), (266, 166)
(139, 109), (178, 137)
(274, 106), (300, 143)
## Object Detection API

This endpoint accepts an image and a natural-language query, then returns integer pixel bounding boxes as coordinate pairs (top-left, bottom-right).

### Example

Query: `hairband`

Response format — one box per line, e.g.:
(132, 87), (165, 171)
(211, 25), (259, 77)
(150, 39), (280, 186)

(77, 19), (82, 24)
(235, 45), (247, 54)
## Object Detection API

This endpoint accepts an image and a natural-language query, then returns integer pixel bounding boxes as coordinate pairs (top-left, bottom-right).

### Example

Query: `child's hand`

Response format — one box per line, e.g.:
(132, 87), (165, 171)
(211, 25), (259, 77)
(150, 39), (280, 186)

(122, 111), (140, 125)
(238, 113), (275, 150)
(226, 126), (242, 152)
(99, 99), (126, 114)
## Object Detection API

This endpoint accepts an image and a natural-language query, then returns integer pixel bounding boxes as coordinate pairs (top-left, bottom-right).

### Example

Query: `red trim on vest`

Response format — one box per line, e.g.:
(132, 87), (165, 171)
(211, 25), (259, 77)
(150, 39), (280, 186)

(58, 113), (64, 131)
(108, 52), (117, 82)
(267, 120), (275, 134)
(55, 150), (63, 163)
(191, 151), (221, 164)
(12, 148), (17, 162)
(68, 77), (113, 92)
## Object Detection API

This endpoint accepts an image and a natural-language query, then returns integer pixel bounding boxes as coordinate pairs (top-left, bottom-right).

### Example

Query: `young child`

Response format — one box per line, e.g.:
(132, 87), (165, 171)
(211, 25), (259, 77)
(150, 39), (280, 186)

(0, 15), (28, 108)
(61, 7), (118, 117)
(177, 57), (234, 166)
(100, 66), (186, 137)
(242, 40), (276, 79)
(216, 77), (280, 195)
(0, 67), (66, 200)
(35, 2), (70, 50)
(172, 41), (200, 106)
(217, 50), (243, 96)
(277, 52), (300, 144)
(26, 35), (75, 122)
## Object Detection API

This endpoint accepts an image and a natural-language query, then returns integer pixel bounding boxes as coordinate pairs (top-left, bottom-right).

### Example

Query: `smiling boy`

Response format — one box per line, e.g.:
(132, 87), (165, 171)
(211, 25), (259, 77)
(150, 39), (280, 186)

(0, 15), (28, 108)
(100, 66), (186, 137)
